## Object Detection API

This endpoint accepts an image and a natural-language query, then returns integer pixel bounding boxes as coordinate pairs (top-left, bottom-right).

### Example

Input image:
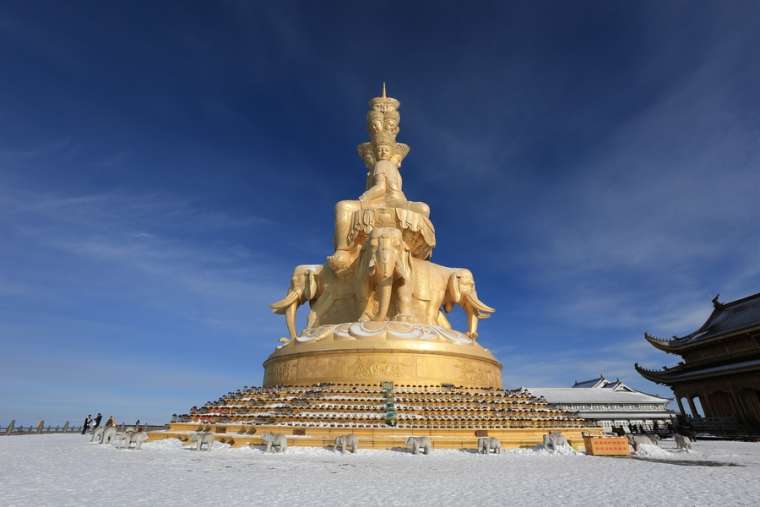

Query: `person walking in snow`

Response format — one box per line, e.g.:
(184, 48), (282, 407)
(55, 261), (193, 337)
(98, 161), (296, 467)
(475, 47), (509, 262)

(81, 414), (92, 435)
(93, 413), (103, 429)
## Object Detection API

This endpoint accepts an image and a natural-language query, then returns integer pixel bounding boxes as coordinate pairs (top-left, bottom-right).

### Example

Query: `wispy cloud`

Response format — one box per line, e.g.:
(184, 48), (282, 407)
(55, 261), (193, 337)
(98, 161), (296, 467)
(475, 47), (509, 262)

(0, 185), (293, 423)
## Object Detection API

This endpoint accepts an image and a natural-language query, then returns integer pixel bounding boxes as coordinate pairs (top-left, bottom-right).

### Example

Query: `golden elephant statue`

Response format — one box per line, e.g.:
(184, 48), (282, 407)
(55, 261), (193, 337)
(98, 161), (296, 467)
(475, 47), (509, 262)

(271, 263), (360, 338)
(358, 227), (494, 338)
(270, 264), (323, 339)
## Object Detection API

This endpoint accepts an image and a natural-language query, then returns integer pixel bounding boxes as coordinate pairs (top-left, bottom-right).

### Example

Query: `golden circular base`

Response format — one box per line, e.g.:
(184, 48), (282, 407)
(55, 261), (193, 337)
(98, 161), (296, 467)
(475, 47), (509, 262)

(262, 323), (502, 388)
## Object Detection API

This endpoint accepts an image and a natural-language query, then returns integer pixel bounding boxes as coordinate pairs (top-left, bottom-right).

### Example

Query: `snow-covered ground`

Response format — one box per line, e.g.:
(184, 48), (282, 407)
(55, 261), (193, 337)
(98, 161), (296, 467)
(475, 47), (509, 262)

(1, 434), (759, 506)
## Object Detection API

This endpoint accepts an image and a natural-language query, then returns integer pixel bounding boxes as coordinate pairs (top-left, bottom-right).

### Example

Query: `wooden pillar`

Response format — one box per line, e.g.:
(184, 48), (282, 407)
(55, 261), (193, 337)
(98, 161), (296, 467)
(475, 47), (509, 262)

(688, 397), (699, 417)
(676, 395), (686, 416)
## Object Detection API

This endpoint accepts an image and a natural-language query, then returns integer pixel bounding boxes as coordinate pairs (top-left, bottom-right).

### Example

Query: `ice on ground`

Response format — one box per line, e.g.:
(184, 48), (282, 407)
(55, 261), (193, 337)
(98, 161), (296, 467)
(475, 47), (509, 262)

(1, 435), (759, 507)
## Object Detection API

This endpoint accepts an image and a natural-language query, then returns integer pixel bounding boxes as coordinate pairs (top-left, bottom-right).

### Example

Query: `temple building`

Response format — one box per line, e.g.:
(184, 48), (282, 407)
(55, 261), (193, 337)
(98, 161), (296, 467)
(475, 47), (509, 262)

(636, 292), (760, 436)
(525, 376), (674, 433)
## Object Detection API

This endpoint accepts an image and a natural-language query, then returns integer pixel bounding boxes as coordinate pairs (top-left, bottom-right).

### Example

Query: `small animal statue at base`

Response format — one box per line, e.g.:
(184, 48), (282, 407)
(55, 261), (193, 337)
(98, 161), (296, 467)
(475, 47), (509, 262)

(113, 431), (129, 448)
(674, 433), (693, 451)
(261, 432), (288, 453)
(114, 429), (149, 449)
(477, 437), (502, 454)
(191, 431), (215, 451)
(335, 434), (359, 453)
(626, 434), (657, 453)
(406, 436), (432, 455)
(102, 427), (117, 445)
(127, 431), (149, 449)
(543, 432), (571, 453)
(91, 427), (105, 444)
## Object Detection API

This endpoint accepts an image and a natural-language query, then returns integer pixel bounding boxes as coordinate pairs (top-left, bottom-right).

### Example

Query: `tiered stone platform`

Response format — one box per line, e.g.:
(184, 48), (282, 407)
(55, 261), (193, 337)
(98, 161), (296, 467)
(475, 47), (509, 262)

(150, 383), (599, 450)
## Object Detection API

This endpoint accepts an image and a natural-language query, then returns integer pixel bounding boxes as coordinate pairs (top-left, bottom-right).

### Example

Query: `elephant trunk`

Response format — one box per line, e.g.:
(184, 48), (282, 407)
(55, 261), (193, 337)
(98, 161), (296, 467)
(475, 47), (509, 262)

(271, 288), (303, 339)
(376, 252), (396, 280)
(374, 278), (393, 322)
(463, 291), (494, 341)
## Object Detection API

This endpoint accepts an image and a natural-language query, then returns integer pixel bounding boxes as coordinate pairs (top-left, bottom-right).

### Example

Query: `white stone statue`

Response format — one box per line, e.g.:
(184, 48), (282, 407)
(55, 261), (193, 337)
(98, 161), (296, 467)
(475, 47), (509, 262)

(91, 426), (105, 443)
(260, 432), (288, 453)
(102, 426), (117, 445)
(627, 434), (658, 453)
(478, 437), (502, 454)
(191, 431), (215, 451)
(335, 434), (359, 453)
(674, 433), (693, 451)
(406, 436), (432, 454)
(543, 432), (571, 452)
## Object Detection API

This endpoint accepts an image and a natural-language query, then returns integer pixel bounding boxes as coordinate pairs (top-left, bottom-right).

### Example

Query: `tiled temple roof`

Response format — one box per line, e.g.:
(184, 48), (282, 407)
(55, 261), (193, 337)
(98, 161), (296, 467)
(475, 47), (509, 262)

(635, 359), (760, 385)
(644, 292), (760, 352)
(525, 387), (669, 404)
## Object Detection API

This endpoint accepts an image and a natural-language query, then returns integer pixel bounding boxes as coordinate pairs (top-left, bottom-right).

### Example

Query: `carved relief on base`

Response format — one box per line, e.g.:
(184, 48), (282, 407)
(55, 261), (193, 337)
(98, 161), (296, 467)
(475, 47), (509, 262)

(263, 347), (502, 388)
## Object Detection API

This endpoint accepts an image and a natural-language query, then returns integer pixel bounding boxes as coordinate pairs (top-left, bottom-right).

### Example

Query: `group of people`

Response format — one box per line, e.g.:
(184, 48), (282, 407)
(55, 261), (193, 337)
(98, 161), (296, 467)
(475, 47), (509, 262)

(80, 413), (116, 434)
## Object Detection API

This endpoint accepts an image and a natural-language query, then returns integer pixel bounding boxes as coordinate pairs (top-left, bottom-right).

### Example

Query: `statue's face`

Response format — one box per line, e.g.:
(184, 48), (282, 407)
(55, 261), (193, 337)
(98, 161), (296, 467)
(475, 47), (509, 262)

(384, 118), (398, 133)
(371, 118), (383, 133)
(376, 144), (392, 160)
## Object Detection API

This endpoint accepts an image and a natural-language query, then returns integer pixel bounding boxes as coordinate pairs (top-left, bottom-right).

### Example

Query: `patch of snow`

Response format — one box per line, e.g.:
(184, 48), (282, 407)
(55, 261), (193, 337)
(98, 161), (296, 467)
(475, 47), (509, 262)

(143, 438), (186, 450)
(2, 435), (759, 506)
(635, 443), (673, 458)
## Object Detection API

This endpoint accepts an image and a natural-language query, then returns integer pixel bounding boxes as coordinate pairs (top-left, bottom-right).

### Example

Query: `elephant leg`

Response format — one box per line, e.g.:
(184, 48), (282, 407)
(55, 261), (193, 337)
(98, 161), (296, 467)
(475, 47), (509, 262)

(394, 282), (414, 321)
(436, 311), (452, 329)
(374, 279), (393, 321)
(308, 292), (334, 328)
(467, 310), (479, 340)
(285, 303), (298, 339)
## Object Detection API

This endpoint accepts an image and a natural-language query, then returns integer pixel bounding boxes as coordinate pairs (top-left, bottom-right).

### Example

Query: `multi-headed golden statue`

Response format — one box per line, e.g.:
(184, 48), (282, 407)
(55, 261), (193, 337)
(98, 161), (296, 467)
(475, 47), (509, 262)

(267, 85), (500, 388)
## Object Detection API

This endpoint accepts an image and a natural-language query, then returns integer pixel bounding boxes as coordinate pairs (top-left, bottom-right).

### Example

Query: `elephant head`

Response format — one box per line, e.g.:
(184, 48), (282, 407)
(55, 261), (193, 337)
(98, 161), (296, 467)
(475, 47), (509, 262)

(443, 268), (494, 339)
(270, 264), (322, 338)
(363, 227), (412, 321)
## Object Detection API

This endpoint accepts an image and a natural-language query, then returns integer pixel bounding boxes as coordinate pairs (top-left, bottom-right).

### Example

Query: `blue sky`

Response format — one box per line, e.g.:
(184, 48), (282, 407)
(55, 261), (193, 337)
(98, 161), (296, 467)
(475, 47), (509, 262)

(1, 1), (759, 425)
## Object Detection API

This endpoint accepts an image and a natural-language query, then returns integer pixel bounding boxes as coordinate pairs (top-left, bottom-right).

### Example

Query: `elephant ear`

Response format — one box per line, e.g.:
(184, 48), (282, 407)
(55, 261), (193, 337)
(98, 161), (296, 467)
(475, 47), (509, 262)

(447, 271), (462, 305)
(304, 270), (319, 301)
(395, 246), (412, 281)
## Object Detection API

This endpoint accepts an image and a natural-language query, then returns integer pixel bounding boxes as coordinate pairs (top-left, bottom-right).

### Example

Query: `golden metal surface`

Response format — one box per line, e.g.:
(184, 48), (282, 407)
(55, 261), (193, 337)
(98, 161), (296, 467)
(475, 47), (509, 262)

(263, 330), (502, 387)
(265, 87), (499, 388)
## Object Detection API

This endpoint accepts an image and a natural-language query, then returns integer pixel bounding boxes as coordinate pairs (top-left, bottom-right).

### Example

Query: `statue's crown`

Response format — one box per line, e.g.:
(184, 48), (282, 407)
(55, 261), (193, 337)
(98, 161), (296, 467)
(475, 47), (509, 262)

(368, 83), (399, 113)
(358, 83), (409, 168)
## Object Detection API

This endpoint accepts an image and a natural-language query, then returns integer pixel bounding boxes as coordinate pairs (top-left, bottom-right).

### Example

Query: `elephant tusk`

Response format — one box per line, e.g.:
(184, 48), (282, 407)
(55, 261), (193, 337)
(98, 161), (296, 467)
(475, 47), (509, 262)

(464, 292), (495, 318)
(270, 289), (301, 314)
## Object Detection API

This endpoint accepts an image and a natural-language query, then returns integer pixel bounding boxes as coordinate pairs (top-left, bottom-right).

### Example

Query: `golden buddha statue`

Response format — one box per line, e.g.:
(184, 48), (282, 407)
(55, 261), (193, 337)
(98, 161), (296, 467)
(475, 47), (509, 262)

(266, 85), (500, 388)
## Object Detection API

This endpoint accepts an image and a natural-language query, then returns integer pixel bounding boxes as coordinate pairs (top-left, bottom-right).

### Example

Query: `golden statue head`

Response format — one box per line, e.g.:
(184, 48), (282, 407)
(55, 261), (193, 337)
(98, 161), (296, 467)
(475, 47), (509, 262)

(383, 110), (400, 137)
(367, 111), (384, 135)
(375, 143), (393, 161)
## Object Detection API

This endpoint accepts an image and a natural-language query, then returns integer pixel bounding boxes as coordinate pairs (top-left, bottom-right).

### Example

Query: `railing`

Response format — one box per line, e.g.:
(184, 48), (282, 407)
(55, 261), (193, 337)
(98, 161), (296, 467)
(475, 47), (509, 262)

(2, 421), (168, 435)
(684, 416), (742, 434)
(2, 422), (82, 434)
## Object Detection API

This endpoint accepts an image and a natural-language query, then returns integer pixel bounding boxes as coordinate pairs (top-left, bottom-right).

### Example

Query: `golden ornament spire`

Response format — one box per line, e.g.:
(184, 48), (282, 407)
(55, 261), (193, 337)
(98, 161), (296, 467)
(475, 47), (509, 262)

(382, 81), (387, 98)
